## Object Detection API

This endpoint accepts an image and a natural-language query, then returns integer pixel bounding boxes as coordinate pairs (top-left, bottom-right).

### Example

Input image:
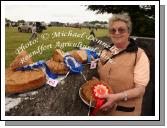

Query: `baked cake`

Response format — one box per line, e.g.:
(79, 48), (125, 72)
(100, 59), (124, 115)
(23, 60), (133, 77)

(46, 59), (68, 74)
(5, 69), (46, 94)
(52, 49), (65, 62)
(10, 51), (33, 70)
(6, 51), (46, 94)
(70, 50), (95, 63)
(81, 78), (113, 107)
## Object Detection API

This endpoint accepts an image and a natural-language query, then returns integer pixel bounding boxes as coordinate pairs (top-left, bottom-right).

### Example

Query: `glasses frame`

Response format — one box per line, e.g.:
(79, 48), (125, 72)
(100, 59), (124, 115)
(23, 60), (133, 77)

(109, 27), (129, 35)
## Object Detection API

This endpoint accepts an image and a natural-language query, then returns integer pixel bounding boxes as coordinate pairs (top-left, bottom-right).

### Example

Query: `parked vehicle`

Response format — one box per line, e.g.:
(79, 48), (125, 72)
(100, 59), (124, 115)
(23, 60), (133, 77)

(41, 22), (47, 30)
(18, 22), (45, 33)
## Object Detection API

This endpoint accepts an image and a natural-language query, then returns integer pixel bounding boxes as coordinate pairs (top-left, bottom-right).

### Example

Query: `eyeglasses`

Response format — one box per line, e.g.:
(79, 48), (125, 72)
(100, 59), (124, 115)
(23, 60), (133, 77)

(109, 27), (128, 34)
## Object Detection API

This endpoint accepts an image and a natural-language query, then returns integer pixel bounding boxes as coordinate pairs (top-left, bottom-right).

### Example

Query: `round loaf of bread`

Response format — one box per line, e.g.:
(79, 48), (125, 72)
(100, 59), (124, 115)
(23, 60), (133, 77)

(5, 68), (46, 94)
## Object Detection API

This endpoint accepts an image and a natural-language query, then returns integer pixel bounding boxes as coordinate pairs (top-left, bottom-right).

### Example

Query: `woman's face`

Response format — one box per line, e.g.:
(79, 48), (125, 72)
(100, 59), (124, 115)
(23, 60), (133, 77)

(109, 21), (130, 46)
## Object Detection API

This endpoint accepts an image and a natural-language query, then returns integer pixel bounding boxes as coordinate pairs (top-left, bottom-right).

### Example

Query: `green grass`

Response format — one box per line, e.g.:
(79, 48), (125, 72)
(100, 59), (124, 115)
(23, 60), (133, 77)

(5, 27), (108, 68)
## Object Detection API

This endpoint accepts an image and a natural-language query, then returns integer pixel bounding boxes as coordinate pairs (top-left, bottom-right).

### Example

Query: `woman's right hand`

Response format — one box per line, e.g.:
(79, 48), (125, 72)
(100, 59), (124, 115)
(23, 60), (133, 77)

(99, 93), (119, 112)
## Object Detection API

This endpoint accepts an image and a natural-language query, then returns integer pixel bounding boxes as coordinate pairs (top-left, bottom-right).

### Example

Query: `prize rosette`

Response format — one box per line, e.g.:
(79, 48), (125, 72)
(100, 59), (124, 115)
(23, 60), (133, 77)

(93, 84), (109, 98)
(91, 83), (110, 116)
(79, 78), (113, 115)
(64, 55), (83, 73)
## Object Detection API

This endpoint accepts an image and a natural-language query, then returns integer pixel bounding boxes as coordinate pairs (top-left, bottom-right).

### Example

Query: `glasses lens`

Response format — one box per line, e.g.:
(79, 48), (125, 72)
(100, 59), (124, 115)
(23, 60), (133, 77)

(109, 28), (127, 34)
(109, 29), (116, 34)
(118, 28), (126, 34)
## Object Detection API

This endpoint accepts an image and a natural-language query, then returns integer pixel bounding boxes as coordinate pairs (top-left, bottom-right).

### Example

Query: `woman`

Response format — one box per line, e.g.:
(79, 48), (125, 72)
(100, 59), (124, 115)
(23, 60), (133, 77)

(97, 13), (150, 116)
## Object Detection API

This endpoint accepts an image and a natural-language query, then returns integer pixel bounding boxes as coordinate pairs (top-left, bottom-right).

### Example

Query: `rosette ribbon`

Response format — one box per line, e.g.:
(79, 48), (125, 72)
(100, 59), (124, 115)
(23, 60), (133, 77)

(64, 55), (83, 73)
(16, 60), (58, 79)
(86, 49), (99, 63)
(91, 83), (110, 116)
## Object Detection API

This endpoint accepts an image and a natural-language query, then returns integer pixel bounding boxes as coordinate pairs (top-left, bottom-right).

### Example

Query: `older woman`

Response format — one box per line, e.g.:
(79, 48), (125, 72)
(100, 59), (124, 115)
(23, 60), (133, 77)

(97, 13), (150, 116)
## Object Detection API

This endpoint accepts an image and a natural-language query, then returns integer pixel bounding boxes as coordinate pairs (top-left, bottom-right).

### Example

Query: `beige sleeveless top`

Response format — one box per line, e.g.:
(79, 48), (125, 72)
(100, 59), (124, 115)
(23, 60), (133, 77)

(97, 48), (149, 116)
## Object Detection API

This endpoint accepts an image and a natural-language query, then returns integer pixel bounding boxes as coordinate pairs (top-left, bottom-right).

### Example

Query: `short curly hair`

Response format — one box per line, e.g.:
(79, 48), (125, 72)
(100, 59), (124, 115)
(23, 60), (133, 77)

(109, 12), (132, 34)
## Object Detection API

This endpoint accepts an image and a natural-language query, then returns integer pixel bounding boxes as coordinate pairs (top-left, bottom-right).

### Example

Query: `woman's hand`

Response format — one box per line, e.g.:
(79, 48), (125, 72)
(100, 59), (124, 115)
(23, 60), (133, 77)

(99, 93), (119, 112)
(99, 85), (146, 112)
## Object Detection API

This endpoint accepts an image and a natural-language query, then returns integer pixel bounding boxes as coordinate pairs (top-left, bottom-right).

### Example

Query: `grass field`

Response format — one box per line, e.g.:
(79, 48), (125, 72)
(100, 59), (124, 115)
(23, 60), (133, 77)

(5, 27), (108, 68)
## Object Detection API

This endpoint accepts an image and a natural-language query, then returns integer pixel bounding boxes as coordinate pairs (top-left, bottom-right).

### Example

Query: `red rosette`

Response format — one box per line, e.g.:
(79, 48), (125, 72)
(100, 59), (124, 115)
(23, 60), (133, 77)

(91, 83), (110, 116)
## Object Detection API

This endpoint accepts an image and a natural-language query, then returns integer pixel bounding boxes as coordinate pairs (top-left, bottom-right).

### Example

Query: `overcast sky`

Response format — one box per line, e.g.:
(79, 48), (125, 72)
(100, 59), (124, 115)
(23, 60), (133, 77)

(5, 5), (112, 23)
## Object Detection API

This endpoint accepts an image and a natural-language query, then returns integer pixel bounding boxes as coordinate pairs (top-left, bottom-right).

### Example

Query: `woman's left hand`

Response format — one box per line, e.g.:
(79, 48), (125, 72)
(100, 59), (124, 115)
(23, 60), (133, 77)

(99, 93), (119, 112)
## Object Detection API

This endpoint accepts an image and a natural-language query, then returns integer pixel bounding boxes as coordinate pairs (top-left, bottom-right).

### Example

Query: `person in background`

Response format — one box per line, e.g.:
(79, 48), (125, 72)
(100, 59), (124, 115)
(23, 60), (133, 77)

(90, 28), (96, 38)
(29, 23), (37, 41)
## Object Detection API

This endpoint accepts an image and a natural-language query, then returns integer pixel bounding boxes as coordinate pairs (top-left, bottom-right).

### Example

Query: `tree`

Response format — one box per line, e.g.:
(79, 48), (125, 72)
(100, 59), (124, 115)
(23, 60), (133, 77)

(5, 18), (11, 27)
(87, 5), (155, 37)
(5, 18), (11, 23)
